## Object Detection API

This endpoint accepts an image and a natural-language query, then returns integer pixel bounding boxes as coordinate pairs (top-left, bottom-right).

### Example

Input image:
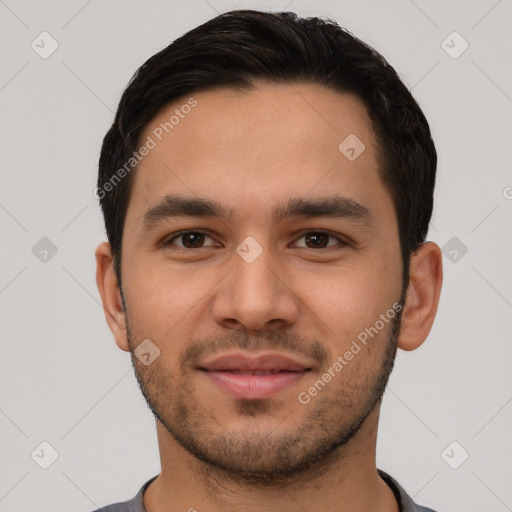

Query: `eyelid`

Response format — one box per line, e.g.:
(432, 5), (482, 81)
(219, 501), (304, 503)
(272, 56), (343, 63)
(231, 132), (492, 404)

(161, 229), (350, 250)
(290, 230), (349, 248)
(162, 229), (218, 248)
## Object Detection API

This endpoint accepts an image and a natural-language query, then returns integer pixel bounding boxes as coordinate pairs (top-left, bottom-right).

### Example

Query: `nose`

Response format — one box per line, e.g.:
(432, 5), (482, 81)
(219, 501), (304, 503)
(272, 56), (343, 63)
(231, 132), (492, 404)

(211, 244), (300, 332)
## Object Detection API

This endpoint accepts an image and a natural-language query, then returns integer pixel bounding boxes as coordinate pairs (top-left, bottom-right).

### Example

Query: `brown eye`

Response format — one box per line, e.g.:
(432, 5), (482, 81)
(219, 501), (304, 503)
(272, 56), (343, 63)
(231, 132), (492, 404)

(293, 231), (343, 249)
(304, 232), (329, 248)
(164, 231), (216, 249)
(180, 232), (205, 248)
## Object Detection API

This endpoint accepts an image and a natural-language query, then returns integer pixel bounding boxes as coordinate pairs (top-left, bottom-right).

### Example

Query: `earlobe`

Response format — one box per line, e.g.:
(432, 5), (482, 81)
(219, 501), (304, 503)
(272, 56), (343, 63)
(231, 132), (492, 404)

(397, 242), (443, 351)
(95, 242), (130, 352)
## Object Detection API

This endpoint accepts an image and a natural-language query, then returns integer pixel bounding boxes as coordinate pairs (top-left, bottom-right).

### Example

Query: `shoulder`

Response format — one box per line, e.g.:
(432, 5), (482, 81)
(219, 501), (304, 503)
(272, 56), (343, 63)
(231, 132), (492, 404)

(87, 475), (159, 512)
(89, 504), (130, 512)
(378, 469), (440, 512)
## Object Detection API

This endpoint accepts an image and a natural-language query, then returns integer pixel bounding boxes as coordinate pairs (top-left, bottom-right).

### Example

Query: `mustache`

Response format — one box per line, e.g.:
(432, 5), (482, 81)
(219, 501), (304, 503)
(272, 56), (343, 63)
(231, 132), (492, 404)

(180, 330), (329, 370)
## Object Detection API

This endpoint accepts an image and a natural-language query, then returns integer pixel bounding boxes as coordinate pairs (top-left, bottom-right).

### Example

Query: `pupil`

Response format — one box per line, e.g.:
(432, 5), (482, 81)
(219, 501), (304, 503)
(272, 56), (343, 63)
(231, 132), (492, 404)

(306, 233), (328, 248)
(183, 233), (204, 248)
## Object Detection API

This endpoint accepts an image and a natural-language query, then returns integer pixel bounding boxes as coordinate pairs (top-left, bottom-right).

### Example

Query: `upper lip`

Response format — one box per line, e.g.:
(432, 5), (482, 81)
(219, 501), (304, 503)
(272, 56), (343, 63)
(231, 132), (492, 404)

(198, 351), (313, 372)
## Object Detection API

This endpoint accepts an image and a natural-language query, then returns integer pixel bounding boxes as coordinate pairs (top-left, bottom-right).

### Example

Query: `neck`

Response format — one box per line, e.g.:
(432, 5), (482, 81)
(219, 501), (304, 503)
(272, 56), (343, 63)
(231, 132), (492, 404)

(144, 406), (399, 512)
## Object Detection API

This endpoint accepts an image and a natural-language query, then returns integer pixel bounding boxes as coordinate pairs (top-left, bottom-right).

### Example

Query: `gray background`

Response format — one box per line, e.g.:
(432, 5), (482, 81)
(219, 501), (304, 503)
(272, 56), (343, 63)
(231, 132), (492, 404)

(0, 0), (511, 511)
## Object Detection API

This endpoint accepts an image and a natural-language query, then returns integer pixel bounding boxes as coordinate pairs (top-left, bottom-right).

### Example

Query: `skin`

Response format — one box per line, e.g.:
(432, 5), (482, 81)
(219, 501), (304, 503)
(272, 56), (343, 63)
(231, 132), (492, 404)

(96, 82), (442, 512)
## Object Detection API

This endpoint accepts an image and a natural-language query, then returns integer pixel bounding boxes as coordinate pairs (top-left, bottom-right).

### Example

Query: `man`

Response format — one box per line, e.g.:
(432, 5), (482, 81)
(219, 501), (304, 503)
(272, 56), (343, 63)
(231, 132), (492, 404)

(93, 9), (442, 512)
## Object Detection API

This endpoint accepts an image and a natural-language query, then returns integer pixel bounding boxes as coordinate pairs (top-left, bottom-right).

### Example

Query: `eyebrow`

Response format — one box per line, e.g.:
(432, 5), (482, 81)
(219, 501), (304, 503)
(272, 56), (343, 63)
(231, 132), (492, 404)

(272, 196), (372, 225)
(141, 194), (372, 230)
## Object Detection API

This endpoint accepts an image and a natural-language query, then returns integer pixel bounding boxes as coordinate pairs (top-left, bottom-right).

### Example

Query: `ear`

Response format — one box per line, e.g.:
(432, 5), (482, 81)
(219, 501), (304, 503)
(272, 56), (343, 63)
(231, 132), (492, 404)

(398, 241), (443, 351)
(95, 241), (130, 352)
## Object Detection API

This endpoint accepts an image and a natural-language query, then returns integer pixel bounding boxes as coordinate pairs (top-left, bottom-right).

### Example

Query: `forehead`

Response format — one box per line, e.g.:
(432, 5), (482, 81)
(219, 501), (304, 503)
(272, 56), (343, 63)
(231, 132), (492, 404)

(126, 82), (393, 226)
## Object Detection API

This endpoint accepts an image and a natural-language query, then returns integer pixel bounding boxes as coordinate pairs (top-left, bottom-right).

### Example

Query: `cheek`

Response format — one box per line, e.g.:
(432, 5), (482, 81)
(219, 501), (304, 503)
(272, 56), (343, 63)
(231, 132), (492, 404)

(300, 261), (399, 349)
(123, 258), (221, 340)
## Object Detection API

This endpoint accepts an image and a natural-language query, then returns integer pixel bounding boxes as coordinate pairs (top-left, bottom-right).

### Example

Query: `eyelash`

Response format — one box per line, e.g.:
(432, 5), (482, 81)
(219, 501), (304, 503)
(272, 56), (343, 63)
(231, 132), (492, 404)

(162, 230), (349, 250)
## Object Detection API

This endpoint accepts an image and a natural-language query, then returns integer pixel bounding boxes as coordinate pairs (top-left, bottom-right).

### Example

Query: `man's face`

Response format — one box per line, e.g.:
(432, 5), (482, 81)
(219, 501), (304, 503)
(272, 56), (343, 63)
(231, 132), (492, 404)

(119, 83), (404, 480)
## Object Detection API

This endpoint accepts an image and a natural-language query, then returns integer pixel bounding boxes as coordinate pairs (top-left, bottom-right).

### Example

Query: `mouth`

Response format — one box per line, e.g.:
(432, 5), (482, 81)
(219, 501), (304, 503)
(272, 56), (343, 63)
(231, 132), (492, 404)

(198, 352), (313, 399)
(209, 369), (299, 375)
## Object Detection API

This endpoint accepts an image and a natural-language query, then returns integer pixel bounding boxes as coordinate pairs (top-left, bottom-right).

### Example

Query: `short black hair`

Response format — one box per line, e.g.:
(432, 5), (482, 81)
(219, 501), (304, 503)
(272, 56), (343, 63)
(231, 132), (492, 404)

(97, 9), (437, 287)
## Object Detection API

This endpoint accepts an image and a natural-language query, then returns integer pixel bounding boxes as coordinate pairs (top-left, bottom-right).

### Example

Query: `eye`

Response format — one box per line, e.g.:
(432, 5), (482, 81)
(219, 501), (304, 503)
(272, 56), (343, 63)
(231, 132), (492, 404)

(292, 231), (346, 249)
(163, 230), (218, 249)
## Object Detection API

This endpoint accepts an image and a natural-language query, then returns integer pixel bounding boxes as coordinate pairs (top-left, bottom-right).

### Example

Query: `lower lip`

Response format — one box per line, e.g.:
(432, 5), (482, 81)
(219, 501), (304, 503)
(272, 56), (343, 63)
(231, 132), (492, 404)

(201, 370), (308, 399)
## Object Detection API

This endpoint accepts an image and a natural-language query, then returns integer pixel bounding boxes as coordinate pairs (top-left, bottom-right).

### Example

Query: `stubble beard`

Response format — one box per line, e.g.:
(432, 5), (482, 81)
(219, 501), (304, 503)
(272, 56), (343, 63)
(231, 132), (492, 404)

(126, 303), (403, 487)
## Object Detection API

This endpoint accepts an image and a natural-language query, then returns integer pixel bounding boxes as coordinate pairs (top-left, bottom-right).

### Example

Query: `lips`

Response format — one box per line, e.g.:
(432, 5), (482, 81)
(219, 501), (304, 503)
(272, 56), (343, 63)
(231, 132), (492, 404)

(198, 352), (312, 399)
(199, 352), (311, 372)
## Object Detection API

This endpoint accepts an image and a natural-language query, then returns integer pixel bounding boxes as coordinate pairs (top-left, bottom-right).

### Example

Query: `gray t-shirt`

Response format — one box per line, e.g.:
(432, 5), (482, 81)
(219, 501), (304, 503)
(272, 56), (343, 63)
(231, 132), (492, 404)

(90, 470), (438, 512)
